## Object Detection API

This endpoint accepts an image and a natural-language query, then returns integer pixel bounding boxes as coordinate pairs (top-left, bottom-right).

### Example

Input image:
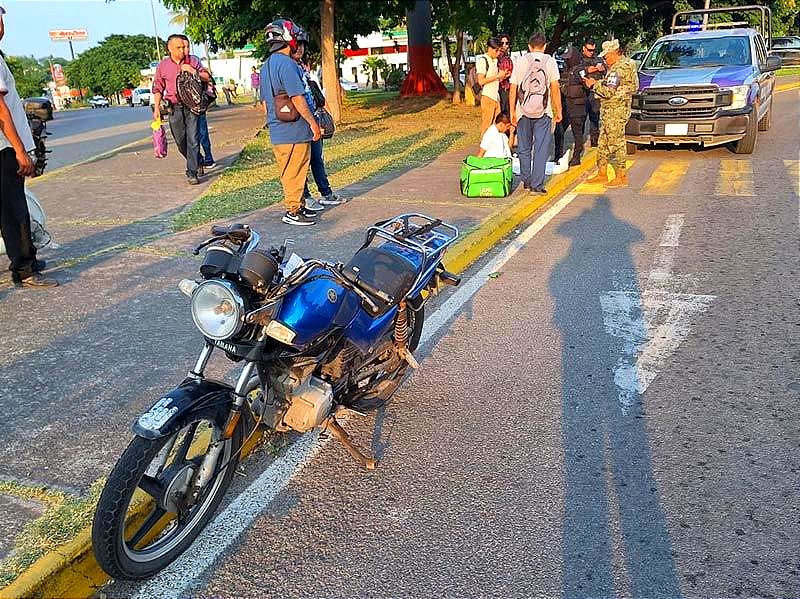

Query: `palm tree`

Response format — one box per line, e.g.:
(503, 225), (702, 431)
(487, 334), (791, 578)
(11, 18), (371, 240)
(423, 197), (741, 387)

(362, 56), (389, 89)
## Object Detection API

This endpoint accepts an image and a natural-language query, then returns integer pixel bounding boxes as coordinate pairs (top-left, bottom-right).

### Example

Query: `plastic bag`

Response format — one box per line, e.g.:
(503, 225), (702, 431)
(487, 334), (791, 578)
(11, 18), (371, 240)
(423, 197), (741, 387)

(151, 119), (167, 158)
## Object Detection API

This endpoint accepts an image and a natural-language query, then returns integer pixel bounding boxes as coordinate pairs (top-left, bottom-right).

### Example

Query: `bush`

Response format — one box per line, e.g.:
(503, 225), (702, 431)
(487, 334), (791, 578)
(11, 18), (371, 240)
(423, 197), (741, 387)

(385, 69), (405, 91)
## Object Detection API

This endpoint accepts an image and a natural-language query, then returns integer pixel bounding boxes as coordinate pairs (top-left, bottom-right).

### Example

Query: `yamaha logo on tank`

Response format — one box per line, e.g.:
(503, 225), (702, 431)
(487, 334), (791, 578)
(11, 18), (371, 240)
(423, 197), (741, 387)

(668, 96), (689, 107)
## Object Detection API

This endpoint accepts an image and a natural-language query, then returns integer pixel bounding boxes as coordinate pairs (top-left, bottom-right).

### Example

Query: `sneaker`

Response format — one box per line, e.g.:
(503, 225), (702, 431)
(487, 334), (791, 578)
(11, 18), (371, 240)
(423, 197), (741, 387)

(282, 211), (316, 226)
(203, 161), (217, 169)
(33, 259), (46, 273)
(319, 193), (348, 206)
(304, 196), (325, 213)
(14, 273), (58, 289)
(188, 174), (200, 185)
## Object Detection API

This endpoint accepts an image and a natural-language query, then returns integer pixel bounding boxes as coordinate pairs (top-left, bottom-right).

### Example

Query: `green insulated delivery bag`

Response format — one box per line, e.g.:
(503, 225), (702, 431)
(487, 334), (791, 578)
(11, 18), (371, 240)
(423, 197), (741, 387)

(460, 156), (513, 198)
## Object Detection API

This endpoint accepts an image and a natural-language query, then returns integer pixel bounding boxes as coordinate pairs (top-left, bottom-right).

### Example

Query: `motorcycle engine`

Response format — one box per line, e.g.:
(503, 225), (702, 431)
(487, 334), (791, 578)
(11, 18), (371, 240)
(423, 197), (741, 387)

(269, 365), (333, 433)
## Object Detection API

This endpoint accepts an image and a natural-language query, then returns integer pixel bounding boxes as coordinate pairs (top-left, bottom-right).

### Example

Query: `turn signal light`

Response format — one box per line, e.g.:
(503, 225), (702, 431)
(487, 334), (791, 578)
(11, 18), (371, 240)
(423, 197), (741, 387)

(265, 320), (297, 345)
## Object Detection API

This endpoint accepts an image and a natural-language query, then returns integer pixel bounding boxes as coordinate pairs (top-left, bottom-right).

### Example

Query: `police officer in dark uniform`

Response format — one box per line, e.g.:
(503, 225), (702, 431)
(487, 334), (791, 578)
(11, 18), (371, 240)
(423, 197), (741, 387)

(557, 47), (590, 166)
(579, 39), (605, 147)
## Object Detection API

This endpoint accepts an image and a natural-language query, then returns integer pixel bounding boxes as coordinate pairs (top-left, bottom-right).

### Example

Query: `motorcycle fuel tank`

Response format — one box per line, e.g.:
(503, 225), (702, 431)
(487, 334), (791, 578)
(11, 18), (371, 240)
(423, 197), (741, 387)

(276, 268), (360, 347)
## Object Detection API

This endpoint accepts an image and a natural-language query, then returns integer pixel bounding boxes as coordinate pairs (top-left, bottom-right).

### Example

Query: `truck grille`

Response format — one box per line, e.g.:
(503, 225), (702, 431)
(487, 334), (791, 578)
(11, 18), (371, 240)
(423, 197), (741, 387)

(637, 86), (727, 119)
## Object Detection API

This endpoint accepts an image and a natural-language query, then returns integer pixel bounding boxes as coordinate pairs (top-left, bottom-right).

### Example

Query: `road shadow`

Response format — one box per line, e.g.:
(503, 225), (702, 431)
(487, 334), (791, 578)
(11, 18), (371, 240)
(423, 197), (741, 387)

(549, 196), (682, 597)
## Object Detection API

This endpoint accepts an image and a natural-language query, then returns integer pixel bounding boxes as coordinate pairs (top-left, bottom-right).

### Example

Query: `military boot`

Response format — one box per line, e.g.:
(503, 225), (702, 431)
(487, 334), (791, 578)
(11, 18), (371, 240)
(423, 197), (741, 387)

(607, 167), (629, 187)
(586, 161), (609, 184)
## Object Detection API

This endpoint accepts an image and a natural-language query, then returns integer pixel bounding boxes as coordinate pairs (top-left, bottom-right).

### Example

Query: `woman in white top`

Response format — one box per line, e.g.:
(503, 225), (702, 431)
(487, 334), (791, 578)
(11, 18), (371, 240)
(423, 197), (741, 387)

(477, 112), (512, 159)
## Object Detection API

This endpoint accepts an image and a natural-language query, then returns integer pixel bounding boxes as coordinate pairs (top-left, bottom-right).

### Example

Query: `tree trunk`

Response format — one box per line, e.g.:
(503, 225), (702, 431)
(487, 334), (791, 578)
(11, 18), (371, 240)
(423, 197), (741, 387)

(400, 0), (448, 98)
(443, 30), (464, 104)
(320, 0), (341, 122)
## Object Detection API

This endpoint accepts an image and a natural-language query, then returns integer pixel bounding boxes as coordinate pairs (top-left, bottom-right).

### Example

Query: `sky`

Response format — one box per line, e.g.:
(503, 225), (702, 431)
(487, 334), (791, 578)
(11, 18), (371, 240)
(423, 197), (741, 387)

(1, 0), (187, 59)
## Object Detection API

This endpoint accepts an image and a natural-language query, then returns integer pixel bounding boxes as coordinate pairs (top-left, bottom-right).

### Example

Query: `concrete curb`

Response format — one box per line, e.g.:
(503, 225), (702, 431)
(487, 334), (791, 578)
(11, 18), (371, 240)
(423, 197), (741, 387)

(29, 135), (152, 185)
(0, 150), (595, 599)
(775, 81), (800, 93)
(446, 149), (596, 274)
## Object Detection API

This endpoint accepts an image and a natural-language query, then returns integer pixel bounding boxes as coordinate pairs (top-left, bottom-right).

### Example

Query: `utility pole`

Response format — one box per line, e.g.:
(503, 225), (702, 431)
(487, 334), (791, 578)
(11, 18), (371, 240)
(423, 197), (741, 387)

(702, 0), (711, 30)
(150, 0), (161, 60)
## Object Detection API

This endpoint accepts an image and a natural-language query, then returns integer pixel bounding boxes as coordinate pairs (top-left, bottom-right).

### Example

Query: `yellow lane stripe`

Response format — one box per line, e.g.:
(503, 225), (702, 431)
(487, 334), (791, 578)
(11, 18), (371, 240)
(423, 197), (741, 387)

(784, 160), (799, 197)
(716, 159), (754, 197)
(641, 160), (691, 196)
(574, 160), (634, 195)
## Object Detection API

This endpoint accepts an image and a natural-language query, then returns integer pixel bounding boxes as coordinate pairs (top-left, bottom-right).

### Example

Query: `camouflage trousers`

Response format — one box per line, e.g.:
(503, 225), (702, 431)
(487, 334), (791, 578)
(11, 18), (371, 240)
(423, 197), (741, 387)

(597, 109), (630, 169)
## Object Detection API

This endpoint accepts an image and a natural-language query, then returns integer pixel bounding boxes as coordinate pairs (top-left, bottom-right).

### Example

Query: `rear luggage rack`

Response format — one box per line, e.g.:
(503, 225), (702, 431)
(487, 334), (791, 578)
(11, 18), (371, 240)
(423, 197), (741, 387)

(366, 214), (459, 259)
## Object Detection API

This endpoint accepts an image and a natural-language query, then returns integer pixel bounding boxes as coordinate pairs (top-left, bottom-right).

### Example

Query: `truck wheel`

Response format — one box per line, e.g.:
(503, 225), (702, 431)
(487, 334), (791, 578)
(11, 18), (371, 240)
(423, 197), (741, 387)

(626, 142), (637, 155)
(758, 97), (772, 131)
(733, 104), (758, 154)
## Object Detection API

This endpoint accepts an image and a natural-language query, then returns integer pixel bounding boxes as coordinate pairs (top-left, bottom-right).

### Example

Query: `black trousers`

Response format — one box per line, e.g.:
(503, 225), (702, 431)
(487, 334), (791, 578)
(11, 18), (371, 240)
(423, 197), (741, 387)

(555, 103), (588, 161)
(0, 148), (36, 281)
(168, 105), (200, 176)
(586, 95), (600, 144)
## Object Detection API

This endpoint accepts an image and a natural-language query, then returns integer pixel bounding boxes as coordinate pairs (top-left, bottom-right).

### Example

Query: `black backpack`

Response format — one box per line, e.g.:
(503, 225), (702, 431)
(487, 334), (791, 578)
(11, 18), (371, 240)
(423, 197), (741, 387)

(176, 70), (205, 115)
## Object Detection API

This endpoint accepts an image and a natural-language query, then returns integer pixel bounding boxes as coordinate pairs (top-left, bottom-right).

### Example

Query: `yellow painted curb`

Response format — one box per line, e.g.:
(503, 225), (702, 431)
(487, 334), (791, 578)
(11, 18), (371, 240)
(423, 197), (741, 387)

(2, 147), (597, 599)
(445, 149), (597, 275)
(775, 81), (800, 93)
(0, 429), (266, 599)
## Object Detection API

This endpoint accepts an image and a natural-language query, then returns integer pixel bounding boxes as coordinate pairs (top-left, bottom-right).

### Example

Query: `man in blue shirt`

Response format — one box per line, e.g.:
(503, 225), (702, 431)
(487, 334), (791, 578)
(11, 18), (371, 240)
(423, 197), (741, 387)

(260, 19), (321, 226)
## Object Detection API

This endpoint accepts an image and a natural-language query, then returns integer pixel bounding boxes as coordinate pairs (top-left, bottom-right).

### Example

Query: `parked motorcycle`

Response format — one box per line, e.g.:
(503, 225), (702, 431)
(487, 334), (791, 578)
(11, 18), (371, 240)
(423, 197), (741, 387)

(0, 112), (53, 256)
(92, 214), (461, 579)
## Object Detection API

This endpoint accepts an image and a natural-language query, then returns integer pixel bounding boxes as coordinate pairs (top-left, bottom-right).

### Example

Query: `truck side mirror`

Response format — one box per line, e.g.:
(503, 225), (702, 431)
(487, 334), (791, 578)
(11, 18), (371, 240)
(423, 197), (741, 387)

(764, 55), (782, 72)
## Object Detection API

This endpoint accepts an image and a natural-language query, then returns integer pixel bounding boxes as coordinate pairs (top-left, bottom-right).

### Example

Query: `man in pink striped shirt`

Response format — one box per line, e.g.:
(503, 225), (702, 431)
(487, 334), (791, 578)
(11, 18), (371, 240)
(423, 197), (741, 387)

(152, 35), (211, 185)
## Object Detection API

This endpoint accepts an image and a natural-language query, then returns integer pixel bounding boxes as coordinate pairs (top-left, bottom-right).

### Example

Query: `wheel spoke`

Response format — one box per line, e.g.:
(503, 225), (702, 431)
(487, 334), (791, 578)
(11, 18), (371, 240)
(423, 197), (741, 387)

(138, 474), (164, 500)
(127, 506), (168, 549)
(173, 422), (199, 465)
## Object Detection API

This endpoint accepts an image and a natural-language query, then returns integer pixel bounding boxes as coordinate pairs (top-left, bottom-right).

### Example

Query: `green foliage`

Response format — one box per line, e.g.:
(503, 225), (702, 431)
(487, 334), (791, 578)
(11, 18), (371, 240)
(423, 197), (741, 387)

(385, 68), (405, 90)
(164, 0), (407, 59)
(64, 34), (163, 97)
(5, 56), (50, 98)
(362, 56), (390, 88)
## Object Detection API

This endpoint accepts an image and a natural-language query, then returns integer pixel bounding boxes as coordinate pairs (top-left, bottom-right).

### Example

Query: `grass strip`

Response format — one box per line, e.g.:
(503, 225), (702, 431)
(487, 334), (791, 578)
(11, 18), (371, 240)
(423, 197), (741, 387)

(0, 480), (104, 588)
(173, 96), (479, 231)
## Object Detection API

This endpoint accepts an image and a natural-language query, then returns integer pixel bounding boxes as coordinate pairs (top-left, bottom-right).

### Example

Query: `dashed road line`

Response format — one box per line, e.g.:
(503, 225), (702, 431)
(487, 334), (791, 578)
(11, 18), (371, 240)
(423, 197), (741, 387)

(784, 159), (799, 197)
(716, 159), (754, 197)
(641, 160), (690, 196)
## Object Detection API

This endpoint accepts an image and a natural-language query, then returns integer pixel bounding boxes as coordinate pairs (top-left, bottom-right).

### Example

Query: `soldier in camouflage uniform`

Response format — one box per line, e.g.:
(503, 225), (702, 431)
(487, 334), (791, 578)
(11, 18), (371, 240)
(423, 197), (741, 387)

(582, 39), (639, 187)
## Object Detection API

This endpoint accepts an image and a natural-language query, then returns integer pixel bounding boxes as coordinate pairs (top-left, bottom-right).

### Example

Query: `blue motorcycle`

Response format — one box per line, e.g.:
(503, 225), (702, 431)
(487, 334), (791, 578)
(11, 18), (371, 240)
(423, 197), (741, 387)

(92, 214), (460, 579)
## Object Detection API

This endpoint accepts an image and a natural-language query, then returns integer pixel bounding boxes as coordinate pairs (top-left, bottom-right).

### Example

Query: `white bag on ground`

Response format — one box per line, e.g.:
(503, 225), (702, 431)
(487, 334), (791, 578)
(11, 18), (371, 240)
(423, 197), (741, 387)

(0, 190), (55, 256)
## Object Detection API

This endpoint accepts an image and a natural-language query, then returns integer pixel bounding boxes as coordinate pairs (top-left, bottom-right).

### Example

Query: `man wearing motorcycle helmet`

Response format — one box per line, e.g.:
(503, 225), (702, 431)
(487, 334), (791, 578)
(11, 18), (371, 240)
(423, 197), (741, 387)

(260, 19), (322, 226)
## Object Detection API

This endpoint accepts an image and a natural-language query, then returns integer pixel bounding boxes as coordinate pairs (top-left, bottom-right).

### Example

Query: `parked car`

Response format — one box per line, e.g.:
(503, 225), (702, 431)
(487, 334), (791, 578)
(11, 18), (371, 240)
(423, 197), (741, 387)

(770, 36), (800, 66)
(630, 50), (647, 66)
(22, 97), (53, 121)
(626, 5), (781, 155)
(339, 78), (359, 92)
(89, 95), (110, 108)
(131, 87), (151, 107)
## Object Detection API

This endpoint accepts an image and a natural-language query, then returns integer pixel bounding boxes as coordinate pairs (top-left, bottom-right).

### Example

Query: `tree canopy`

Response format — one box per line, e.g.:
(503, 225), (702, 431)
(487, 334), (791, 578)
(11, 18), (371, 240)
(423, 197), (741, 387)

(64, 34), (163, 96)
(5, 56), (51, 98)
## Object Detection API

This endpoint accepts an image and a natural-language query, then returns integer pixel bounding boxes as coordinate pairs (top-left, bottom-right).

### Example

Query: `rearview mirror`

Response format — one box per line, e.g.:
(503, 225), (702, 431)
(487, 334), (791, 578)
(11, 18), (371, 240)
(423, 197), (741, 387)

(764, 55), (782, 72)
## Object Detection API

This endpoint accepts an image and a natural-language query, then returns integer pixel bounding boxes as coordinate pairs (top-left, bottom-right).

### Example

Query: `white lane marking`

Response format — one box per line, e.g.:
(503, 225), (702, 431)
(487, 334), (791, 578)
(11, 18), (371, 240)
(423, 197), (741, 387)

(601, 214), (716, 413)
(132, 192), (582, 597)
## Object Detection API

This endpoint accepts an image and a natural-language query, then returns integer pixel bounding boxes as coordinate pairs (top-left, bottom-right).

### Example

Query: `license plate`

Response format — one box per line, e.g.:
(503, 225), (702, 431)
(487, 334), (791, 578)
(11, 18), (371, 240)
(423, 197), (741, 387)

(664, 123), (689, 136)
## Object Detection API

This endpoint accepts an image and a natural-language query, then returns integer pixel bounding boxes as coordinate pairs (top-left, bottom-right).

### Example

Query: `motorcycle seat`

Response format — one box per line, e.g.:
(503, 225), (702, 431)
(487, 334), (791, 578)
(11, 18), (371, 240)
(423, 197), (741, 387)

(344, 246), (418, 305)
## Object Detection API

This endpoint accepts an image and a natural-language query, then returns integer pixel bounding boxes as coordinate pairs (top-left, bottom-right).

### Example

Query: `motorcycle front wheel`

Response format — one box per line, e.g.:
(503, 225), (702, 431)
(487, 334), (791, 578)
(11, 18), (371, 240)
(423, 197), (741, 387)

(92, 408), (242, 580)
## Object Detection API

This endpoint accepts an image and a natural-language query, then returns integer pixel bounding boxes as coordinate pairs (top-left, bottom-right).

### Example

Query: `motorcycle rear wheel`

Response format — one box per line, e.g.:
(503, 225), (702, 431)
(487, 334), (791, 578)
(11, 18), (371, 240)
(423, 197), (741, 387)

(92, 408), (242, 580)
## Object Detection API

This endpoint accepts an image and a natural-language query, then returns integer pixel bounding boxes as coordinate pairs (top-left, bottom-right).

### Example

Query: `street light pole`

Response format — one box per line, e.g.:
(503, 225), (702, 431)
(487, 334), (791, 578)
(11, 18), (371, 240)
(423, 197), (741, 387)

(150, 0), (161, 60)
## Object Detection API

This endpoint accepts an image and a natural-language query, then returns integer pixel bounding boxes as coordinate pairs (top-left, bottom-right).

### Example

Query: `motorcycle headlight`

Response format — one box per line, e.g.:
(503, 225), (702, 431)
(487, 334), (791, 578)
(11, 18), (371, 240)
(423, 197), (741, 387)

(722, 85), (750, 110)
(190, 280), (245, 340)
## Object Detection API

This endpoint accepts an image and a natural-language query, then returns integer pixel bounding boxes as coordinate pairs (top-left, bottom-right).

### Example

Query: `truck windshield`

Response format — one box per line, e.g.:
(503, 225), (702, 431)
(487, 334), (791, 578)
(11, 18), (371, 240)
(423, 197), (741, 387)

(643, 36), (751, 69)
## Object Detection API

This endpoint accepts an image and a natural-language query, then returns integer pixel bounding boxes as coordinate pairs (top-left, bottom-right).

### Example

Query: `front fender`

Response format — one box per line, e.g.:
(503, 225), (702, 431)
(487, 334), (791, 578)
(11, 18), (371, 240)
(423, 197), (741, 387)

(132, 378), (235, 440)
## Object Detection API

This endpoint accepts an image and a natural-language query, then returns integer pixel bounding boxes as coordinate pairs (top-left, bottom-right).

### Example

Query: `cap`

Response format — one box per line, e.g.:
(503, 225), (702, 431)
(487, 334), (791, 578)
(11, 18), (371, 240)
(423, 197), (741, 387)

(599, 39), (619, 57)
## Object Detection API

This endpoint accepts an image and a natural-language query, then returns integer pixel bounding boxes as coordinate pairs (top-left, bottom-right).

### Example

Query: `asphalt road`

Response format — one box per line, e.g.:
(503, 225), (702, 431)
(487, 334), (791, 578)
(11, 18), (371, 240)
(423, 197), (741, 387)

(41, 105), (153, 171)
(102, 89), (800, 598)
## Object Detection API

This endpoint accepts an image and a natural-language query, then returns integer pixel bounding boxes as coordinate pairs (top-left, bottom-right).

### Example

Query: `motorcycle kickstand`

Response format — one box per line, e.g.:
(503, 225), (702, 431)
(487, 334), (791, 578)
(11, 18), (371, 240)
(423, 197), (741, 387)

(322, 416), (378, 470)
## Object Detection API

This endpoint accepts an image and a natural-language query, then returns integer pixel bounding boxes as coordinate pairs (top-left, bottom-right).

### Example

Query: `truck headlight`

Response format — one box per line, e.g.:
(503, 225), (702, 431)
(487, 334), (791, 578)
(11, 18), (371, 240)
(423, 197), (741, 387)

(722, 85), (750, 110)
(191, 280), (245, 340)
